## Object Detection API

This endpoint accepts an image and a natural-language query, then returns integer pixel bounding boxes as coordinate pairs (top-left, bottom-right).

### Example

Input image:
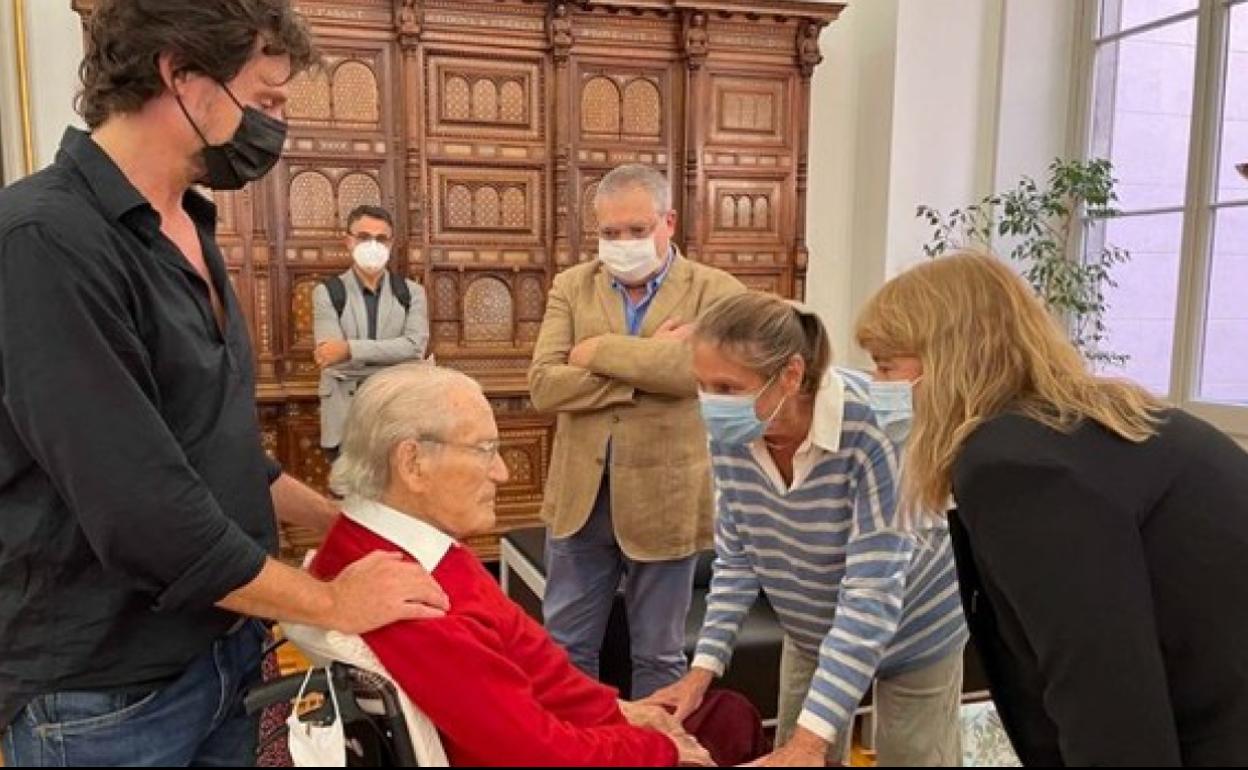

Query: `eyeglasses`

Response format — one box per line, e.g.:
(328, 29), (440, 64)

(350, 232), (393, 246)
(419, 438), (501, 465)
(598, 212), (667, 242)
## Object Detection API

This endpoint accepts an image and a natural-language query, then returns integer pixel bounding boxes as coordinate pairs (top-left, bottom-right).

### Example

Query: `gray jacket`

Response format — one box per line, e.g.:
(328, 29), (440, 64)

(312, 269), (429, 448)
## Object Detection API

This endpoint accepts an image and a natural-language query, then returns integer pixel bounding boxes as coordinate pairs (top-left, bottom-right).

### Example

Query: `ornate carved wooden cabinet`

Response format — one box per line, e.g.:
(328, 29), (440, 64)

(71, 0), (841, 561)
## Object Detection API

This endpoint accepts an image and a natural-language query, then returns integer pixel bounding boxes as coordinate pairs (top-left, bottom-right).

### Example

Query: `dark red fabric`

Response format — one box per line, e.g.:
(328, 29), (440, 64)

(683, 688), (771, 767)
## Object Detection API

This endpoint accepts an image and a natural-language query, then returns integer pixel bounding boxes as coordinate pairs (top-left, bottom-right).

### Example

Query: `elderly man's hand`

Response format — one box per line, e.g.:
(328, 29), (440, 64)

(619, 699), (684, 734)
(672, 731), (715, 767)
(314, 339), (351, 368)
(325, 551), (449, 634)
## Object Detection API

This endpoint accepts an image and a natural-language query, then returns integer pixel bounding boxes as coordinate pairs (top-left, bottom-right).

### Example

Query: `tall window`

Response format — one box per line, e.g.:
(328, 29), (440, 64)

(1083, 0), (1248, 434)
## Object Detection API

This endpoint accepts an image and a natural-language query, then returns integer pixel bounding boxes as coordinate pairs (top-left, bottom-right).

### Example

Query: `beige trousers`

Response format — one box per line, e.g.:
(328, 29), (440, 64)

(774, 636), (964, 766)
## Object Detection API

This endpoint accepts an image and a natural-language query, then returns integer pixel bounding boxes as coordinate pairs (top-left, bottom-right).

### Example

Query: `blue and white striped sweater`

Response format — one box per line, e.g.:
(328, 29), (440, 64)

(691, 370), (968, 743)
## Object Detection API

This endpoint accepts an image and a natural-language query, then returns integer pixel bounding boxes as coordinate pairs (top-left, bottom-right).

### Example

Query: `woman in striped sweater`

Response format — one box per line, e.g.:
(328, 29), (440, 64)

(645, 292), (968, 766)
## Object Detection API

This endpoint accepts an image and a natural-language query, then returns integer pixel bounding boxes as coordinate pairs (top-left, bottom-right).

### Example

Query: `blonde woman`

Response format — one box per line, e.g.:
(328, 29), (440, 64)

(854, 251), (1248, 766)
(646, 292), (968, 767)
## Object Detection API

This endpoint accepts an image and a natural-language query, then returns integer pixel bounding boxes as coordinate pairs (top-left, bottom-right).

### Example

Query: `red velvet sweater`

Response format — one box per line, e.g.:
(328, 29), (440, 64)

(309, 515), (678, 767)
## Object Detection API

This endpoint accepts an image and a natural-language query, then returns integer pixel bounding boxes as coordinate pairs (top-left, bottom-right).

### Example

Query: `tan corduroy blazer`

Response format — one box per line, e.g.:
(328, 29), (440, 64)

(528, 250), (744, 561)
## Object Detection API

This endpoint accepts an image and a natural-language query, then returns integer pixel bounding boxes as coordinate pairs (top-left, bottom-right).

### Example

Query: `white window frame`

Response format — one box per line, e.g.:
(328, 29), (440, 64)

(1071, 0), (1248, 439)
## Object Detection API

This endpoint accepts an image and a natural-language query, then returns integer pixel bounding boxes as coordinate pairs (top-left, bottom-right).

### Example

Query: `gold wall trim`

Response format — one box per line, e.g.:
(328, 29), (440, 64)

(13, 0), (34, 174)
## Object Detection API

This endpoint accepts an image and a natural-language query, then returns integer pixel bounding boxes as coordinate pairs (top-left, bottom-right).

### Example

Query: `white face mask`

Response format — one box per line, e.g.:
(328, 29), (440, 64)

(287, 668), (347, 767)
(598, 236), (662, 284)
(352, 240), (390, 273)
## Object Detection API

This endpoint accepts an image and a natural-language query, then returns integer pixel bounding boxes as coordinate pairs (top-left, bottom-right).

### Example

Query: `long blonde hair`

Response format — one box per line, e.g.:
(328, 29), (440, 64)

(854, 251), (1163, 513)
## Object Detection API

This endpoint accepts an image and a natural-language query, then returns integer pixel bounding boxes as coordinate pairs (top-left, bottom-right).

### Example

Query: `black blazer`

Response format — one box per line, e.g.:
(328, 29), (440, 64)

(950, 409), (1248, 766)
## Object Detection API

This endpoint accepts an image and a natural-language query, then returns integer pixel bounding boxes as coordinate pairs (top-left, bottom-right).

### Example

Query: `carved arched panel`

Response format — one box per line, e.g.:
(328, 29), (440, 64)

(287, 69), (331, 122)
(472, 79), (498, 121)
(444, 76), (471, 121)
(332, 60), (379, 124)
(289, 172), (336, 230)
(622, 79), (661, 137)
(499, 80), (525, 123)
(736, 197), (752, 229)
(434, 275), (459, 318)
(719, 197), (736, 229)
(517, 274), (545, 321)
(581, 77), (621, 135)
(474, 187), (501, 228)
(502, 187), (527, 229)
(337, 172), (382, 228)
(447, 185), (473, 229)
(753, 197), (770, 229)
(462, 277), (513, 346)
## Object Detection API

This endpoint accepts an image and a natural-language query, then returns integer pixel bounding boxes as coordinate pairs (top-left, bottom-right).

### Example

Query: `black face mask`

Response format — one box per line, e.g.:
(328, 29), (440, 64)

(176, 83), (287, 191)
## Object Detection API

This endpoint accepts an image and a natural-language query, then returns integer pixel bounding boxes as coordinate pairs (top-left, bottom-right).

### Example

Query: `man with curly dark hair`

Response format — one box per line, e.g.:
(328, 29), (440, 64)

(0, 2), (447, 765)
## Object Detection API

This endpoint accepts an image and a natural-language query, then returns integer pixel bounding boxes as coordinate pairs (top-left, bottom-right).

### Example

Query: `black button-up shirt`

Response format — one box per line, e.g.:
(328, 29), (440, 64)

(0, 129), (279, 728)
(362, 281), (381, 340)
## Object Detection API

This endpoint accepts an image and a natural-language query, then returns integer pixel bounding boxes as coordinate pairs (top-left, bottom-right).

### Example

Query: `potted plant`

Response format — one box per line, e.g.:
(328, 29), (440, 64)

(917, 158), (1130, 365)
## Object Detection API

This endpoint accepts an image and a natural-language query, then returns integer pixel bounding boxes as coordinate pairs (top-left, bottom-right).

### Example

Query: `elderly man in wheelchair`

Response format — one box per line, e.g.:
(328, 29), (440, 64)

(259, 363), (764, 766)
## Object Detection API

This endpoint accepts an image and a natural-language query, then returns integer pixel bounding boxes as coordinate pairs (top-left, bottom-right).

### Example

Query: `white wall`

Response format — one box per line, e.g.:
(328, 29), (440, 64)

(803, 0), (1078, 367)
(0, 0), (28, 183)
(0, 0), (84, 183)
(804, 0), (900, 367)
(884, 0), (1002, 277)
(25, 0), (86, 166)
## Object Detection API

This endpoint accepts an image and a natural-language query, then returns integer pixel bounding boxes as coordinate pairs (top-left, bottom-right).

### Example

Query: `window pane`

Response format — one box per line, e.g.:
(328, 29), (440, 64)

(1101, 0), (1198, 36)
(1217, 2), (1248, 202)
(1095, 212), (1185, 395)
(1090, 18), (1197, 210)
(1198, 205), (1248, 403)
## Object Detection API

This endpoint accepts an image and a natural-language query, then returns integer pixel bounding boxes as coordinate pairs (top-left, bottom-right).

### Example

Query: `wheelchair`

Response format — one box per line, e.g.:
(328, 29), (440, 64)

(245, 623), (447, 767)
(246, 657), (418, 766)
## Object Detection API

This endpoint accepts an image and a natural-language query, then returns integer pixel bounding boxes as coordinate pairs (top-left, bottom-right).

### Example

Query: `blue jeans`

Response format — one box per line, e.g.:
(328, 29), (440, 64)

(1, 618), (266, 767)
(544, 472), (698, 699)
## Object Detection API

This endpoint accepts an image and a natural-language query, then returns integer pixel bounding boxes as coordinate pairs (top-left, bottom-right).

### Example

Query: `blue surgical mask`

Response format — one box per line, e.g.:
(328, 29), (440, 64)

(699, 376), (786, 446)
(869, 379), (917, 445)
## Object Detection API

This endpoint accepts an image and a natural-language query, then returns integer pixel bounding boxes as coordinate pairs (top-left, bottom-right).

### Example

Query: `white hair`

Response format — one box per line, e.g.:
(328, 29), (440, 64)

(594, 163), (671, 214)
(329, 363), (483, 500)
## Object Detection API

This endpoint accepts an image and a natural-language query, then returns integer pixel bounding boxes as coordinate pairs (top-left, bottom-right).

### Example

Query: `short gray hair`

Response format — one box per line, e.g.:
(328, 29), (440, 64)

(594, 164), (671, 214)
(330, 363), (483, 500)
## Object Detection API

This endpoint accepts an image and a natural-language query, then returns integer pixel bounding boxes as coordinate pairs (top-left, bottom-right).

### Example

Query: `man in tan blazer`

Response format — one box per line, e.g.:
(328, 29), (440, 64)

(529, 164), (744, 698)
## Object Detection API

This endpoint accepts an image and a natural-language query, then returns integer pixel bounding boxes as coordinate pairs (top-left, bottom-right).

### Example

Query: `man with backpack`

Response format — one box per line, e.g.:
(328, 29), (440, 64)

(313, 204), (429, 460)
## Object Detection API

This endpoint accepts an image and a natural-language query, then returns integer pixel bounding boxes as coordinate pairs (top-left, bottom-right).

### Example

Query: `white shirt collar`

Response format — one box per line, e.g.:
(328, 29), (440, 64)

(808, 368), (845, 453)
(747, 369), (845, 493)
(341, 497), (455, 571)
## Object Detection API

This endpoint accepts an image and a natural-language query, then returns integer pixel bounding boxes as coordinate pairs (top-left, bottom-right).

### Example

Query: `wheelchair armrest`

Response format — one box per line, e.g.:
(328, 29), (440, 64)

(244, 668), (331, 716)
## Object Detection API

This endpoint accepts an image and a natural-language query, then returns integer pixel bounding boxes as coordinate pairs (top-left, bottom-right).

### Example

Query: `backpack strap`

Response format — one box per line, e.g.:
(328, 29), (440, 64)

(389, 272), (412, 314)
(324, 275), (347, 319)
